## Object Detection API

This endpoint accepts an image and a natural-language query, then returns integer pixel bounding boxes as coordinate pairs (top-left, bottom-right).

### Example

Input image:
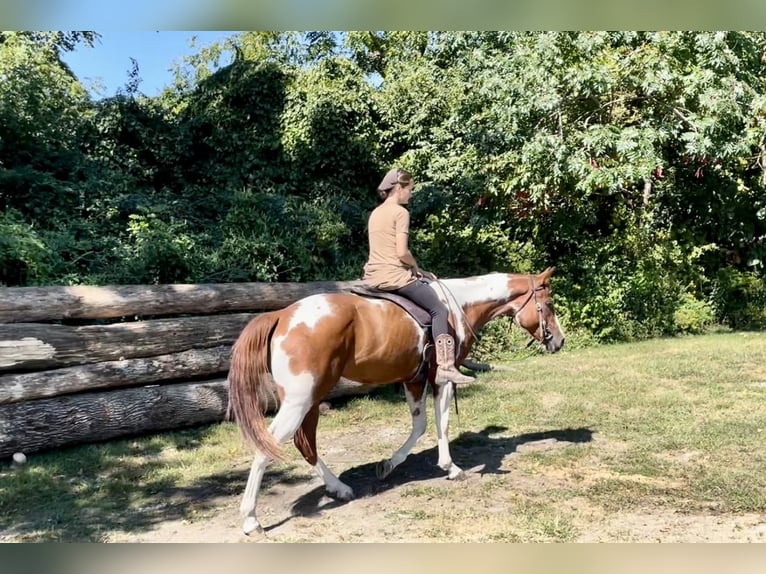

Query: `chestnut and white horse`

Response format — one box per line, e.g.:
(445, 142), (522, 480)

(228, 267), (565, 534)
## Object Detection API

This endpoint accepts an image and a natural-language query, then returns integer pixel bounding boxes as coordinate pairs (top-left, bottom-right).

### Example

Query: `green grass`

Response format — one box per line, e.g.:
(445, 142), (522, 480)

(475, 332), (766, 515)
(2, 332), (765, 541)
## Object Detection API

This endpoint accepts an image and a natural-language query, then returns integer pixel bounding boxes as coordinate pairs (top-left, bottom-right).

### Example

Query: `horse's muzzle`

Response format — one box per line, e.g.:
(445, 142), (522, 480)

(545, 333), (565, 353)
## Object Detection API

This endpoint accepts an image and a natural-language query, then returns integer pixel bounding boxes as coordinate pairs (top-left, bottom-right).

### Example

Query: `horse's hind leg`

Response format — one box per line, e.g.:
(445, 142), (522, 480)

(240, 397), (312, 535)
(376, 379), (428, 479)
(294, 402), (354, 500)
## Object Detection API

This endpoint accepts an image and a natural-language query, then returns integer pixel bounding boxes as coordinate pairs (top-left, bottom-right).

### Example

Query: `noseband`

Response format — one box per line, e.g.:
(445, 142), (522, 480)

(514, 278), (553, 347)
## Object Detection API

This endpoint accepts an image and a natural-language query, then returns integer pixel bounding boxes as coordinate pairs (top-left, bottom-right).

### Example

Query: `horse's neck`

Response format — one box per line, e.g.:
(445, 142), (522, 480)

(437, 274), (521, 343)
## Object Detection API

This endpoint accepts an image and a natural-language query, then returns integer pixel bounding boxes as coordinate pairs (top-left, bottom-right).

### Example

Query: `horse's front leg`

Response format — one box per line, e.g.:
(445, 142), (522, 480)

(376, 379), (428, 479)
(433, 381), (465, 480)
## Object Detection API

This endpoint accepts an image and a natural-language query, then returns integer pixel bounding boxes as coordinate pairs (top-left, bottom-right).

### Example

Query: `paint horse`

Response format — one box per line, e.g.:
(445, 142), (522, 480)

(228, 267), (565, 534)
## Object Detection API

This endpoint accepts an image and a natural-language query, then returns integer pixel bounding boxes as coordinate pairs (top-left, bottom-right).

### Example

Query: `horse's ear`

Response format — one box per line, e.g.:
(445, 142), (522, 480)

(539, 266), (556, 282)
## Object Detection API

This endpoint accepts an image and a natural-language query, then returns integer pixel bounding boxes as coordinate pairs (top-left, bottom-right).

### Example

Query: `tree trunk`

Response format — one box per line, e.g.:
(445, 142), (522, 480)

(0, 377), (370, 458)
(0, 314), (255, 372)
(0, 346), (231, 404)
(0, 281), (361, 323)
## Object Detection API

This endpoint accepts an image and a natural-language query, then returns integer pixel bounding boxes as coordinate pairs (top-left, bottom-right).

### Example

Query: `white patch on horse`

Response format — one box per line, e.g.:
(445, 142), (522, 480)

(439, 273), (512, 306)
(429, 274), (512, 346)
(415, 320), (427, 353)
(287, 294), (334, 331)
(548, 308), (565, 339)
(406, 313), (426, 356)
(271, 294), (335, 401)
(271, 334), (316, 403)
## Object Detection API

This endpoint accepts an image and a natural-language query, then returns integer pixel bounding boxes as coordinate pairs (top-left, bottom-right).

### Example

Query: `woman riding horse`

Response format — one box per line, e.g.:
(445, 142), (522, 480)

(362, 167), (474, 386)
(228, 167), (566, 535)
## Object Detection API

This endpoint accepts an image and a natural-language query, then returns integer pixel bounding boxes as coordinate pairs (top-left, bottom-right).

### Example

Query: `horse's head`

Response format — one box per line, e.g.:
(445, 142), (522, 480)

(511, 266), (565, 353)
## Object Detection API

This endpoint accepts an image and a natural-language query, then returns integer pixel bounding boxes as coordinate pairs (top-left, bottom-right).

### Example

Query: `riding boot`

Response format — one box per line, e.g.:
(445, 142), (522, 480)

(434, 334), (475, 385)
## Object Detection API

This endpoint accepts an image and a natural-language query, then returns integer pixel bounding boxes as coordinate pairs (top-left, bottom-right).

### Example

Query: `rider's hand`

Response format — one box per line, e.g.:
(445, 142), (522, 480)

(421, 270), (438, 281)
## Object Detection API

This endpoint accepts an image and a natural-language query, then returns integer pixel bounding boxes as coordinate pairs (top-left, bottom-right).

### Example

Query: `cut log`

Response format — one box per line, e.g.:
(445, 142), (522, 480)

(0, 379), (231, 458)
(0, 346), (231, 404)
(0, 280), (362, 323)
(0, 377), (372, 458)
(0, 313), (255, 372)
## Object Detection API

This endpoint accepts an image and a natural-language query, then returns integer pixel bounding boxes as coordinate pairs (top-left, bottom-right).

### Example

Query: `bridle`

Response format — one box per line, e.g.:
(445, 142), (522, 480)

(514, 278), (554, 347)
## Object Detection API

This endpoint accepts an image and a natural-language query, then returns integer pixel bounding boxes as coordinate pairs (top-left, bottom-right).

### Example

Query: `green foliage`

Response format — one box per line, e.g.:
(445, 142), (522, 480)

(121, 214), (197, 284)
(281, 56), (381, 191)
(215, 189), (365, 282)
(673, 293), (715, 335)
(0, 209), (52, 285)
(469, 316), (576, 362)
(711, 268), (766, 329)
(410, 205), (538, 277)
(557, 221), (698, 341)
(0, 32), (92, 218)
(471, 317), (526, 361)
(470, 314), (599, 363)
(2, 30), (765, 347)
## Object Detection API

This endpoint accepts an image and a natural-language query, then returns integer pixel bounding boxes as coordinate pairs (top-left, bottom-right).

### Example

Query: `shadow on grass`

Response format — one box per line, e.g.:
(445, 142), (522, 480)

(0, 424), (313, 542)
(267, 425), (594, 531)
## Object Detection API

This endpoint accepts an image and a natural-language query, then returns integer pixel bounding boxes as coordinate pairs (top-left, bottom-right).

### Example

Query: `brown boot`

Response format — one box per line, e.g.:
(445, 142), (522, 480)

(434, 334), (475, 385)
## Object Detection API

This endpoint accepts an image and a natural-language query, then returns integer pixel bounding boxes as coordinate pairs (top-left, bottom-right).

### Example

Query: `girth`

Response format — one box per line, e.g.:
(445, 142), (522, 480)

(348, 284), (432, 328)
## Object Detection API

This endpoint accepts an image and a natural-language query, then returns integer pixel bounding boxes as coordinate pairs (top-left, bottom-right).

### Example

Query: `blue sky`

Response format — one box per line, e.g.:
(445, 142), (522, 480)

(61, 31), (237, 98)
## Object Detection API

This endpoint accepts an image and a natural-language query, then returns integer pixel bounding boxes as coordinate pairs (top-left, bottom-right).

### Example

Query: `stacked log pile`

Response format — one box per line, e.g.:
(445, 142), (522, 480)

(0, 281), (366, 458)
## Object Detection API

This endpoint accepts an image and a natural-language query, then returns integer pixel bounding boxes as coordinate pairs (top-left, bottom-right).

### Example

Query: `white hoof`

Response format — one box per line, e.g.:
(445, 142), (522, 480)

(376, 460), (393, 479)
(446, 465), (466, 481)
(242, 516), (263, 536)
(328, 482), (355, 501)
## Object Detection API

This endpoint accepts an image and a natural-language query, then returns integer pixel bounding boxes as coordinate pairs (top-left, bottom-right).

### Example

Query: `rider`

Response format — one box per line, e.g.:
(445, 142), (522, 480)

(362, 167), (474, 386)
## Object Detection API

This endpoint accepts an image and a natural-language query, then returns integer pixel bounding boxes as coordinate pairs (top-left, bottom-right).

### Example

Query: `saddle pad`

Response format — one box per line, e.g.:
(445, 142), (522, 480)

(348, 285), (432, 328)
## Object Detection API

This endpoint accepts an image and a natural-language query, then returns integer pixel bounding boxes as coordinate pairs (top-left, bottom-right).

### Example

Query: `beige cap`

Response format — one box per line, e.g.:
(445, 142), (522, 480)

(377, 168), (411, 192)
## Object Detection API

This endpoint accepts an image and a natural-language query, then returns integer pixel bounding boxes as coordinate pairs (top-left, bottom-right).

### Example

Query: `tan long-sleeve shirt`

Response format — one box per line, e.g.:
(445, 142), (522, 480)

(362, 202), (417, 290)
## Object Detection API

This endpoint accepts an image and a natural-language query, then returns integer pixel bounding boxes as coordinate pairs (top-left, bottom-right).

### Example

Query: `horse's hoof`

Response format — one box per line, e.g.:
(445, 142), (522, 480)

(242, 516), (264, 536)
(376, 460), (393, 480)
(447, 467), (466, 481)
(328, 483), (355, 501)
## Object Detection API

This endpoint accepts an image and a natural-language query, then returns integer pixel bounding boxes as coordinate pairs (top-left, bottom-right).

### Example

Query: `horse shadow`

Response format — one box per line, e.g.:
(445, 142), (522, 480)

(267, 425), (593, 531)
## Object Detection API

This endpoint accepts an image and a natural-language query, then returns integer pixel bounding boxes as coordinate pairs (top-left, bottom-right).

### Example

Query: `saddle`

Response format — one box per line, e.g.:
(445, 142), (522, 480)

(348, 284), (432, 328)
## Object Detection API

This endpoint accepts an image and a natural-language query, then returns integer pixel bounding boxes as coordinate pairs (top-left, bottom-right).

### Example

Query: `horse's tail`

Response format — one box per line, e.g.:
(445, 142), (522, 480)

(227, 311), (285, 461)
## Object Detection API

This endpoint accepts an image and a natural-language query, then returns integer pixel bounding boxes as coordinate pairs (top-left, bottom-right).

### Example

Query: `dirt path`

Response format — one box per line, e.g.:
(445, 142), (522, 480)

(109, 430), (766, 543)
(112, 484), (766, 543)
